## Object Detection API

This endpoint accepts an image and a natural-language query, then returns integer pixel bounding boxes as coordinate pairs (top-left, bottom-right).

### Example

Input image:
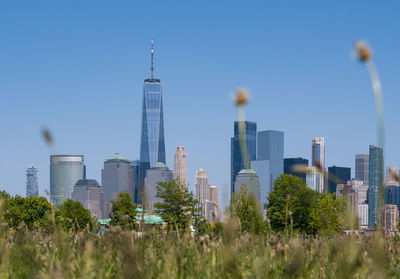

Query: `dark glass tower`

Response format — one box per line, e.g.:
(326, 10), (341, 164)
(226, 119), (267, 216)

(367, 145), (384, 228)
(284, 157), (308, 183)
(230, 121), (257, 194)
(327, 166), (351, 194)
(139, 40), (166, 204)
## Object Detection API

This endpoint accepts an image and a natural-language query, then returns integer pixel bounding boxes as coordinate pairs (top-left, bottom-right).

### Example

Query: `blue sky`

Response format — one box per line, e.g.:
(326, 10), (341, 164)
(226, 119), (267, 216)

(1, 1), (399, 209)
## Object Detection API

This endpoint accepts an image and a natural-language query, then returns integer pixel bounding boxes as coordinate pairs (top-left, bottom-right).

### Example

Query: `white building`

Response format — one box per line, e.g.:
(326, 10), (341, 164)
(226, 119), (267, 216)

(348, 179), (368, 204)
(306, 166), (323, 192)
(312, 137), (325, 192)
(358, 203), (368, 229)
(385, 166), (399, 187)
(174, 146), (187, 188)
(195, 165), (210, 203)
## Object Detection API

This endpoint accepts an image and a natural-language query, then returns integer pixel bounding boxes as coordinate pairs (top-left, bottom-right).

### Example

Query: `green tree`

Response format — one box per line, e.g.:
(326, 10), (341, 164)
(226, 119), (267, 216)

(266, 174), (319, 234)
(57, 199), (94, 232)
(1, 194), (52, 230)
(154, 180), (198, 231)
(229, 184), (265, 234)
(309, 193), (349, 236)
(110, 192), (137, 230)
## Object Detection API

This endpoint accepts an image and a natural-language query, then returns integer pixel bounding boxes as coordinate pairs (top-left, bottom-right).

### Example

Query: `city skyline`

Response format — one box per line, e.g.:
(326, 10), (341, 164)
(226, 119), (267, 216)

(1, 1), (400, 212)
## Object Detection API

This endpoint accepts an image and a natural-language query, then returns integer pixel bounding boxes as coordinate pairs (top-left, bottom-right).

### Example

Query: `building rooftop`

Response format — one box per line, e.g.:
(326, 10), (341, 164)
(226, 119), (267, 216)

(74, 179), (100, 187)
(152, 162), (168, 169)
(238, 169), (257, 175)
(106, 153), (130, 162)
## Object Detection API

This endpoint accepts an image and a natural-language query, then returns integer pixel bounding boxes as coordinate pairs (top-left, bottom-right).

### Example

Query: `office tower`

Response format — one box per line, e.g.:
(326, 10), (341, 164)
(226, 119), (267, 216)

(355, 154), (369, 185)
(234, 169), (261, 202)
(71, 179), (104, 219)
(367, 145), (384, 228)
(195, 165), (210, 203)
(50, 155), (85, 206)
(144, 162), (173, 210)
(336, 184), (358, 214)
(349, 179), (368, 204)
(26, 165), (39, 197)
(328, 166), (351, 194)
(231, 121), (257, 194)
(174, 146), (187, 187)
(385, 185), (400, 210)
(383, 204), (399, 235)
(306, 166), (321, 192)
(358, 203), (369, 229)
(139, 40), (166, 204)
(312, 137), (325, 192)
(284, 157), (308, 183)
(251, 160), (271, 205)
(101, 153), (133, 217)
(210, 184), (218, 203)
(258, 130), (284, 188)
(130, 160), (140, 204)
(385, 166), (398, 186)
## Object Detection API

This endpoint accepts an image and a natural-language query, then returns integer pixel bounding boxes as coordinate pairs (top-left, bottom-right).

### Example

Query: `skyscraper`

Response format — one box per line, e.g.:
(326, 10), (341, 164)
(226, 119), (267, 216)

(284, 157), (308, 183)
(355, 154), (369, 185)
(195, 165), (210, 203)
(26, 165), (39, 197)
(251, 160), (271, 205)
(174, 146), (187, 187)
(71, 179), (105, 219)
(130, 160), (140, 204)
(385, 166), (398, 186)
(257, 130), (284, 187)
(231, 121), (257, 194)
(383, 204), (399, 235)
(234, 169), (261, 202)
(328, 166), (351, 194)
(210, 184), (218, 203)
(101, 153), (133, 217)
(50, 155), (85, 206)
(312, 137), (325, 192)
(144, 162), (173, 210)
(139, 39), (166, 204)
(367, 145), (384, 228)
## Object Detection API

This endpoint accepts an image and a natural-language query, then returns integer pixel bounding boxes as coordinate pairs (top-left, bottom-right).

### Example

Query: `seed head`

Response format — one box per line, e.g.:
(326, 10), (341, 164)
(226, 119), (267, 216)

(235, 88), (248, 107)
(354, 41), (371, 62)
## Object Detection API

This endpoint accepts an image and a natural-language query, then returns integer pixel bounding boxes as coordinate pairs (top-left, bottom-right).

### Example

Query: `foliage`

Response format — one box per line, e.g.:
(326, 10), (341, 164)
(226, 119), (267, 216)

(229, 184), (266, 234)
(1, 195), (52, 230)
(309, 193), (349, 236)
(266, 174), (319, 234)
(154, 180), (198, 231)
(57, 199), (94, 232)
(110, 192), (137, 230)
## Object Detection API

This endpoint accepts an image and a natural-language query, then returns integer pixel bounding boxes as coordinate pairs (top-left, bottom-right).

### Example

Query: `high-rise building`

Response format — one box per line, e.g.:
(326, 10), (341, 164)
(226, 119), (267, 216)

(174, 146), (187, 187)
(209, 184), (218, 203)
(144, 162), (173, 210)
(139, 39), (166, 204)
(26, 165), (39, 197)
(306, 166), (322, 192)
(71, 179), (104, 219)
(101, 153), (133, 217)
(230, 121), (257, 194)
(130, 160), (140, 204)
(385, 166), (398, 186)
(195, 165), (210, 203)
(385, 185), (400, 210)
(355, 154), (369, 185)
(328, 166), (351, 194)
(383, 204), (399, 235)
(312, 137), (325, 192)
(284, 157), (308, 183)
(367, 145), (384, 228)
(234, 169), (261, 202)
(251, 160), (271, 206)
(336, 184), (358, 214)
(204, 185), (221, 222)
(358, 203), (369, 229)
(349, 179), (368, 204)
(257, 130), (284, 188)
(50, 155), (85, 206)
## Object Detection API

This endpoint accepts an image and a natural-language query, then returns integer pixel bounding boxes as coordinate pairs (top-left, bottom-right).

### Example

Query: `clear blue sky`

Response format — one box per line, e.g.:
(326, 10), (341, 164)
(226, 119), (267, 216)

(1, 0), (399, 209)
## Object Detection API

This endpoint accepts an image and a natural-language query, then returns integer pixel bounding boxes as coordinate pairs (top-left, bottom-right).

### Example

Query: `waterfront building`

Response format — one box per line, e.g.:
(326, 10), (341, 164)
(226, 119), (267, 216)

(174, 146), (187, 187)
(71, 179), (104, 219)
(101, 153), (133, 217)
(284, 157), (308, 183)
(139, 39), (166, 204)
(367, 145), (384, 228)
(234, 169), (261, 202)
(251, 160), (271, 205)
(355, 154), (369, 185)
(50, 155), (85, 206)
(328, 166), (351, 194)
(144, 162), (173, 210)
(312, 137), (325, 192)
(230, 121), (257, 194)
(26, 165), (39, 197)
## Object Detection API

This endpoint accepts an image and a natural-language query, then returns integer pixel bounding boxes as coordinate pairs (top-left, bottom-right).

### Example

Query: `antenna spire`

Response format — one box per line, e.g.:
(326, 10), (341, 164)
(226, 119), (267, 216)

(151, 39), (154, 79)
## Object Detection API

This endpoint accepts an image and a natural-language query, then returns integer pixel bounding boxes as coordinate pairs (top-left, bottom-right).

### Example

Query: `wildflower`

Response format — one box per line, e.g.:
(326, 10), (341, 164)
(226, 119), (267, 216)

(235, 88), (248, 107)
(354, 41), (371, 62)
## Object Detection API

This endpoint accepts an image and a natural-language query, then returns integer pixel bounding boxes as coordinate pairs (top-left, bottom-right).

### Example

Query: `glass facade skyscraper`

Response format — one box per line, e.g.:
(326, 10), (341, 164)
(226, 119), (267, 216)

(26, 165), (39, 197)
(355, 154), (369, 185)
(367, 145), (384, 228)
(50, 155), (85, 206)
(230, 121), (257, 194)
(284, 157), (308, 183)
(328, 166), (351, 194)
(312, 137), (325, 192)
(139, 40), (166, 205)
